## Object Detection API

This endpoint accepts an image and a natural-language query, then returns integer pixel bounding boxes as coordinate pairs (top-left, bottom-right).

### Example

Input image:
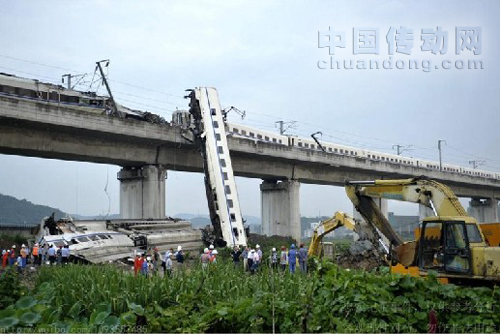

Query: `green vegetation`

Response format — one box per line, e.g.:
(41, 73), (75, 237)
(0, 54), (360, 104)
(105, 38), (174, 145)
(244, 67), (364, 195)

(0, 261), (499, 333)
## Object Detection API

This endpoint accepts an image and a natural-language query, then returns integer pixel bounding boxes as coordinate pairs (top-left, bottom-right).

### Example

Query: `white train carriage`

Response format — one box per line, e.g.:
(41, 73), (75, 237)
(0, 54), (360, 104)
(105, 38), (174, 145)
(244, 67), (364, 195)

(227, 123), (288, 145)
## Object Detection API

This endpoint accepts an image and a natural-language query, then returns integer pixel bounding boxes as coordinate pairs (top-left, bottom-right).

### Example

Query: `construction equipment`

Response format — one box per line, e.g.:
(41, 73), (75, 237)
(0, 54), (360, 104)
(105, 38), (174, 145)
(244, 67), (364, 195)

(345, 176), (500, 284)
(185, 87), (247, 247)
(308, 212), (357, 257)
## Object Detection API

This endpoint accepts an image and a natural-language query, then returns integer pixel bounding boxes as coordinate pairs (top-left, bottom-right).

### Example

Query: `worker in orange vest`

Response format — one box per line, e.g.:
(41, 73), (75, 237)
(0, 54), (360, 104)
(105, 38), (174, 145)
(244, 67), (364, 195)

(32, 243), (39, 265)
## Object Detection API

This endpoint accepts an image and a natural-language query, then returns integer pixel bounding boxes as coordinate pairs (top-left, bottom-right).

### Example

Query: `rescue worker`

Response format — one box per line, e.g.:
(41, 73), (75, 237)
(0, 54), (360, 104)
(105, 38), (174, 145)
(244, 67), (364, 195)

(288, 244), (297, 274)
(16, 255), (22, 273)
(134, 254), (141, 277)
(32, 243), (39, 265)
(241, 247), (249, 271)
(247, 248), (255, 272)
(61, 245), (70, 264)
(41, 244), (49, 265)
(201, 248), (210, 270)
(56, 246), (63, 265)
(279, 246), (288, 271)
(9, 245), (16, 266)
(210, 249), (218, 263)
(153, 248), (160, 275)
(271, 248), (278, 270)
(141, 255), (149, 277)
(256, 245), (263, 267)
(298, 243), (308, 273)
(20, 244), (27, 268)
(164, 249), (173, 277)
(2, 250), (8, 269)
(231, 246), (241, 267)
(176, 246), (184, 265)
(48, 244), (56, 265)
(251, 249), (260, 273)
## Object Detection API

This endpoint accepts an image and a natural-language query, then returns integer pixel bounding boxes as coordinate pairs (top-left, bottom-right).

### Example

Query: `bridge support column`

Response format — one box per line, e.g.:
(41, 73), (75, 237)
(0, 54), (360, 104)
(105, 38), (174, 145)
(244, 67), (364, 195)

(118, 165), (167, 219)
(419, 204), (434, 221)
(469, 198), (499, 223)
(260, 180), (301, 242)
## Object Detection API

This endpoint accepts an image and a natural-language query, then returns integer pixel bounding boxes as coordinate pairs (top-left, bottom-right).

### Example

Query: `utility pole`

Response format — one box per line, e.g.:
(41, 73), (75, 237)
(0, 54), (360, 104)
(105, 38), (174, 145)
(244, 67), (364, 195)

(61, 73), (86, 90)
(469, 160), (485, 169)
(392, 144), (412, 156)
(438, 139), (446, 171)
(275, 120), (296, 135)
(96, 60), (122, 118)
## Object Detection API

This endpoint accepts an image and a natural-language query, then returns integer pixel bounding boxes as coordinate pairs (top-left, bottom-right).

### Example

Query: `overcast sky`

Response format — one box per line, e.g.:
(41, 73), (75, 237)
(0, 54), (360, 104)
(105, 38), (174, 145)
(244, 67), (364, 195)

(0, 1), (499, 219)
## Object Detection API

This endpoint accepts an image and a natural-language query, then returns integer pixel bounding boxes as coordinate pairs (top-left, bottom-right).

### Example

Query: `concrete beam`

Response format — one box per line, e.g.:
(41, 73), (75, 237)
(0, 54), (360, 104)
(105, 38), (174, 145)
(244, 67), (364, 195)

(260, 180), (301, 242)
(2, 95), (500, 200)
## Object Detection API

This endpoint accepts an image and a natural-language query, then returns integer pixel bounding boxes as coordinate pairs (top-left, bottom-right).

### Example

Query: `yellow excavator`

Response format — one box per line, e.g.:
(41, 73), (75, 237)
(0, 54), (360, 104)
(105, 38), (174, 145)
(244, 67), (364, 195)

(345, 176), (500, 284)
(308, 211), (357, 258)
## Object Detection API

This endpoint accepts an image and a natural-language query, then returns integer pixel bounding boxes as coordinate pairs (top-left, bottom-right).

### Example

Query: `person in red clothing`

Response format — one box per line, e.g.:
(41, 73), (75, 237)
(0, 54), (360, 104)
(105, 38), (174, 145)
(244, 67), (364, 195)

(2, 250), (9, 268)
(133, 254), (141, 276)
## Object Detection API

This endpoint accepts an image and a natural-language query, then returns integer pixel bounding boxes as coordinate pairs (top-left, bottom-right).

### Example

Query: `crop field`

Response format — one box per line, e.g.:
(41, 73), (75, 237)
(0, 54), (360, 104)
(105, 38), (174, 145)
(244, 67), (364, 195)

(0, 260), (499, 333)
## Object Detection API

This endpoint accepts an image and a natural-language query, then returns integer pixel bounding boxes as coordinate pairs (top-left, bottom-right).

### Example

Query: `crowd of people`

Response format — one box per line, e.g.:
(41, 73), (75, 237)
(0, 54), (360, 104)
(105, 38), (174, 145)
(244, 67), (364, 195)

(1, 243), (71, 272)
(2, 241), (309, 277)
(231, 243), (309, 274)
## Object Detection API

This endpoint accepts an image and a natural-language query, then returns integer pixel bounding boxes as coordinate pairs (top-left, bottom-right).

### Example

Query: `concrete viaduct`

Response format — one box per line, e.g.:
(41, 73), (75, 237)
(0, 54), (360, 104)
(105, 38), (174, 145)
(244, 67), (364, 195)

(1, 95), (499, 241)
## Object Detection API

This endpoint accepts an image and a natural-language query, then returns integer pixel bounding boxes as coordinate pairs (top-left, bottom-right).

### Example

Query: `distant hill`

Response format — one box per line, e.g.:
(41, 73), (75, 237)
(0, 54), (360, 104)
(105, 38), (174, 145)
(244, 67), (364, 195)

(0, 194), (67, 227)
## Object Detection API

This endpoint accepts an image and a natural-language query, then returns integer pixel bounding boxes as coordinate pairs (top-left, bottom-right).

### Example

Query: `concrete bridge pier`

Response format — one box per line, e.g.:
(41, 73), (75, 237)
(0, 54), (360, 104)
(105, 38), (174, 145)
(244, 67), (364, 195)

(118, 165), (167, 219)
(260, 179), (301, 242)
(469, 198), (499, 223)
(419, 204), (435, 221)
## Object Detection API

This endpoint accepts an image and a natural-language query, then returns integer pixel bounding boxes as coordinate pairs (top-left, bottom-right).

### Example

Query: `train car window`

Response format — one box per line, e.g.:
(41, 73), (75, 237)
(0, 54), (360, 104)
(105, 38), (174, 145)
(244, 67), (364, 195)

(257, 134), (263, 139)
(249, 132), (255, 137)
(49, 91), (59, 101)
(304, 143), (309, 148)
(220, 159), (226, 167)
(335, 148), (338, 153)
(242, 130), (247, 135)
(223, 172), (228, 180)
(227, 199), (234, 208)
(350, 151), (354, 155)
(211, 108), (216, 115)
(230, 213), (236, 222)
(279, 139), (282, 144)
(265, 136), (270, 141)
(213, 121), (219, 128)
(232, 128), (239, 134)
(368, 154), (371, 158)
(216, 134), (221, 141)
(340, 149), (343, 153)
(328, 147), (332, 152)
(218, 146), (224, 154)
(298, 142), (303, 147)
(225, 185), (231, 194)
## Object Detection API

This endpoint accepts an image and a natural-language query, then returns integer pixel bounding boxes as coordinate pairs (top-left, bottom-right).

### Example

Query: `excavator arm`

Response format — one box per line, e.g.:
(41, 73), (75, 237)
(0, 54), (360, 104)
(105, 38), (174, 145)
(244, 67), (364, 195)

(344, 176), (472, 266)
(308, 212), (357, 257)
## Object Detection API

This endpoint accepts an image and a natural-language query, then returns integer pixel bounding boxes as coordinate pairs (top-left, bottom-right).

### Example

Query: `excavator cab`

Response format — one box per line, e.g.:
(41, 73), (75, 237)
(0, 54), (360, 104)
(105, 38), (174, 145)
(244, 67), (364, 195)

(418, 218), (473, 275)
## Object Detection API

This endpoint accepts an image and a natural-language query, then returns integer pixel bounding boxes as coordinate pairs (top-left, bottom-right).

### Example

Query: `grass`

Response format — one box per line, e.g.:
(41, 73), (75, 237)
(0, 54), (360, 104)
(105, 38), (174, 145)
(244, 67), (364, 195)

(0, 258), (499, 333)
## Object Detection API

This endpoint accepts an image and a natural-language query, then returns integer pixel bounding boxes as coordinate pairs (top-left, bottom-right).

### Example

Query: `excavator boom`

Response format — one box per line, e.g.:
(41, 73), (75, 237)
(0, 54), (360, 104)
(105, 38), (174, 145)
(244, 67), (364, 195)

(308, 212), (357, 257)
